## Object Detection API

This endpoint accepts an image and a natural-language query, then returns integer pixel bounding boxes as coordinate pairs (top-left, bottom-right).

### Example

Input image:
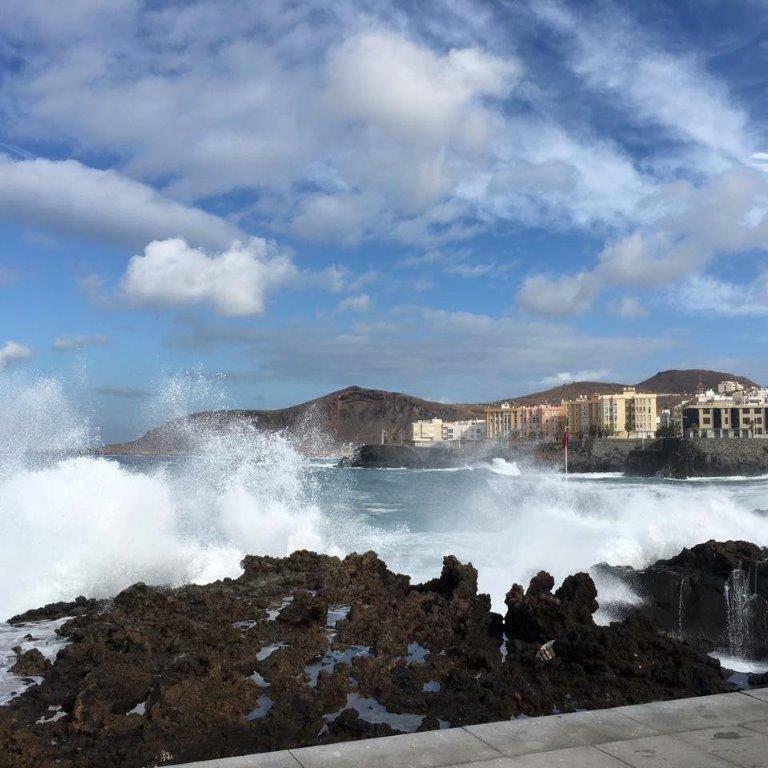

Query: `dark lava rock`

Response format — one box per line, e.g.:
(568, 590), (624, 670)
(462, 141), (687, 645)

(598, 540), (768, 657)
(8, 596), (101, 625)
(0, 549), (731, 768)
(10, 648), (51, 677)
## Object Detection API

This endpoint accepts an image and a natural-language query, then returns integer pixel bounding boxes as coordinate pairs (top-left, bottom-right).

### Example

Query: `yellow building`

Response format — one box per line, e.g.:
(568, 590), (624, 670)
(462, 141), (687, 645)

(564, 388), (657, 438)
(485, 402), (524, 439)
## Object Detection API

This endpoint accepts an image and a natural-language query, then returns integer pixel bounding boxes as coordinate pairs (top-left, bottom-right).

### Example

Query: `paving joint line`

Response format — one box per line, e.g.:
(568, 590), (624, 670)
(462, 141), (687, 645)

(591, 743), (637, 768)
(739, 689), (768, 703)
(457, 724), (508, 759)
(287, 748), (307, 768)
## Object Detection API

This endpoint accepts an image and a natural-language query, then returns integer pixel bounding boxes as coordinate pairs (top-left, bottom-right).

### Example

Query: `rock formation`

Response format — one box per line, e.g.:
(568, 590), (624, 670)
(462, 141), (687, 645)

(597, 540), (768, 658)
(1, 550), (730, 768)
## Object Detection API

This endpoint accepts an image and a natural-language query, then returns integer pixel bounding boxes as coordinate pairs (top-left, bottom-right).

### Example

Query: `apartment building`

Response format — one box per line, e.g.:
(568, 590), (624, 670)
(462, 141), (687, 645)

(485, 402), (565, 441)
(412, 418), (485, 446)
(679, 385), (768, 438)
(564, 388), (658, 439)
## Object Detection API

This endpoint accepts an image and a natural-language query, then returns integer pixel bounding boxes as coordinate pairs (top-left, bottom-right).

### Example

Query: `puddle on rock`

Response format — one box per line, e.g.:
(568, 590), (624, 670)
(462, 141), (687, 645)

(323, 693), (424, 732)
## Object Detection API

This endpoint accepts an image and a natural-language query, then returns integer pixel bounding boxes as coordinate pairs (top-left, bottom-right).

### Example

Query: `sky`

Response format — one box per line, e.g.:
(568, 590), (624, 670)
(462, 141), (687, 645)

(1, 0), (768, 441)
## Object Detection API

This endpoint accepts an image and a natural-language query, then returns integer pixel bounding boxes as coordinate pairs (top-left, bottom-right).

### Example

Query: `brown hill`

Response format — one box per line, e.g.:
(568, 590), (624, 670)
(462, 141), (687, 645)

(634, 369), (759, 394)
(103, 386), (486, 454)
(501, 381), (626, 406)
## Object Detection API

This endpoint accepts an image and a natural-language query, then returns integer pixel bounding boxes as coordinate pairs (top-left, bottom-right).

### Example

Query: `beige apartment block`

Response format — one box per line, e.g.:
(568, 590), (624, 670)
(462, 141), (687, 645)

(564, 388), (657, 439)
(485, 403), (565, 441)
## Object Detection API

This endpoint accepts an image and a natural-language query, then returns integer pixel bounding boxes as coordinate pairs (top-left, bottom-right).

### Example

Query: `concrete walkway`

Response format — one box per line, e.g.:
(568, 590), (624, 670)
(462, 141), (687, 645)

(169, 688), (768, 768)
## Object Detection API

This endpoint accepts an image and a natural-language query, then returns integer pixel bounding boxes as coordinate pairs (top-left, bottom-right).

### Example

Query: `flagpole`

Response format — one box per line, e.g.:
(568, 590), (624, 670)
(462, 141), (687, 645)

(562, 428), (569, 475)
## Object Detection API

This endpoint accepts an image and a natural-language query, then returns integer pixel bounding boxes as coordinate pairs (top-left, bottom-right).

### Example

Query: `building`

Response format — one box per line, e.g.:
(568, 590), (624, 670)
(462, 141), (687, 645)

(412, 418), (444, 445)
(485, 402), (565, 441)
(563, 388), (658, 439)
(718, 380), (745, 395)
(681, 403), (768, 437)
(678, 384), (768, 438)
(485, 402), (523, 439)
(412, 418), (485, 446)
(564, 396), (602, 438)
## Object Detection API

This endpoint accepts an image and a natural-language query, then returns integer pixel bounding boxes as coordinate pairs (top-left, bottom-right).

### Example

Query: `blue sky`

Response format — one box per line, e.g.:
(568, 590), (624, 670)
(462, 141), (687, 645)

(1, 0), (768, 441)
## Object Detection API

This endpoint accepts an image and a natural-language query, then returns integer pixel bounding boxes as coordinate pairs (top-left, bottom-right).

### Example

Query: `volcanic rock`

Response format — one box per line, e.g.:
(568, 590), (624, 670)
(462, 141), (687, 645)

(597, 540), (768, 657)
(0, 549), (730, 768)
(10, 649), (51, 677)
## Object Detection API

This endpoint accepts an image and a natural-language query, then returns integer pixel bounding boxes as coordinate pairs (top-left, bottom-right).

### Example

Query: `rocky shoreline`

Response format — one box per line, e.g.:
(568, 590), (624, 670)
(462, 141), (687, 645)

(3, 542), (767, 768)
(342, 438), (768, 478)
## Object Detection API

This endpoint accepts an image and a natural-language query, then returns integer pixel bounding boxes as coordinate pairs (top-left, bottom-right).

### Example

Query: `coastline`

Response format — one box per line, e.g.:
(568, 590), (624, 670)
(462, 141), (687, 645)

(342, 438), (768, 478)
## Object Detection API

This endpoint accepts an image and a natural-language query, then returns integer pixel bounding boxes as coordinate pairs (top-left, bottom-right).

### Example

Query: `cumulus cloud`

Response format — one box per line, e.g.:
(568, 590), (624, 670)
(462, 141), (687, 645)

(121, 238), (298, 316)
(0, 340), (34, 371)
(517, 272), (598, 316)
(673, 273), (768, 316)
(337, 294), (371, 312)
(520, 168), (768, 314)
(0, 155), (242, 248)
(325, 30), (518, 148)
(52, 334), (108, 351)
(0, 2), (660, 247)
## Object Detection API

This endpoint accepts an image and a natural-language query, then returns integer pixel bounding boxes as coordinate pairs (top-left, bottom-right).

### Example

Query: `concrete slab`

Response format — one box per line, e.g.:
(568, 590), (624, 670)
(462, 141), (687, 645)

(744, 687), (768, 703)
(289, 728), (501, 768)
(165, 753), (301, 768)
(612, 693), (768, 734)
(454, 745), (628, 767)
(678, 725), (768, 768)
(465, 709), (658, 757)
(596, 734), (734, 768)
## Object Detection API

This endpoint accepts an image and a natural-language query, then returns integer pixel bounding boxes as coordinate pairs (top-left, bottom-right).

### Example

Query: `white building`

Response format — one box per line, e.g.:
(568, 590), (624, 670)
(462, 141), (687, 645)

(412, 418), (485, 446)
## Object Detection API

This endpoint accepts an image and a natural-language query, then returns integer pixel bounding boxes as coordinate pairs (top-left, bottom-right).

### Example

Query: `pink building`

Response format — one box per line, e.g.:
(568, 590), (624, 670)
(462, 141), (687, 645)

(520, 403), (566, 441)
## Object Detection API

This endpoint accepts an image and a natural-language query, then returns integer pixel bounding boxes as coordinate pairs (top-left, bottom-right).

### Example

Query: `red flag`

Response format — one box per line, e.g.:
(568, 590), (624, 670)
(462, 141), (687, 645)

(562, 429), (569, 449)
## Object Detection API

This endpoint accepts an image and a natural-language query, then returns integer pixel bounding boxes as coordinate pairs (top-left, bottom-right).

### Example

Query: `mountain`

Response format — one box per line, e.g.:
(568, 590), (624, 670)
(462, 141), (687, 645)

(102, 386), (486, 454)
(634, 369), (760, 394)
(103, 370), (762, 454)
(501, 381), (626, 406)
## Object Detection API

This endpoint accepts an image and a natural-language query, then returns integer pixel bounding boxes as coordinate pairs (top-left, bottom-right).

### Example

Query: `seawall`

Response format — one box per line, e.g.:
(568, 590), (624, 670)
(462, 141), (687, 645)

(342, 438), (768, 478)
(627, 437), (768, 478)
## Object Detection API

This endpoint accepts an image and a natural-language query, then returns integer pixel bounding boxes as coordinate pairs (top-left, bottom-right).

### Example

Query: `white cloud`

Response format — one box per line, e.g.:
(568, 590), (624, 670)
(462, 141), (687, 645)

(520, 168), (768, 315)
(52, 334), (109, 351)
(533, 1), (751, 164)
(337, 294), (371, 312)
(121, 238), (297, 316)
(517, 272), (598, 316)
(0, 341), (34, 371)
(673, 273), (768, 316)
(0, 155), (242, 248)
(607, 296), (648, 319)
(325, 30), (518, 148)
(541, 369), (612, 386)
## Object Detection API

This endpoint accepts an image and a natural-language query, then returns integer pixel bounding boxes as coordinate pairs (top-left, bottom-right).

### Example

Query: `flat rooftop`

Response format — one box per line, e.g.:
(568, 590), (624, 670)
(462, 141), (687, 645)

(168, 687), (768, 768)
